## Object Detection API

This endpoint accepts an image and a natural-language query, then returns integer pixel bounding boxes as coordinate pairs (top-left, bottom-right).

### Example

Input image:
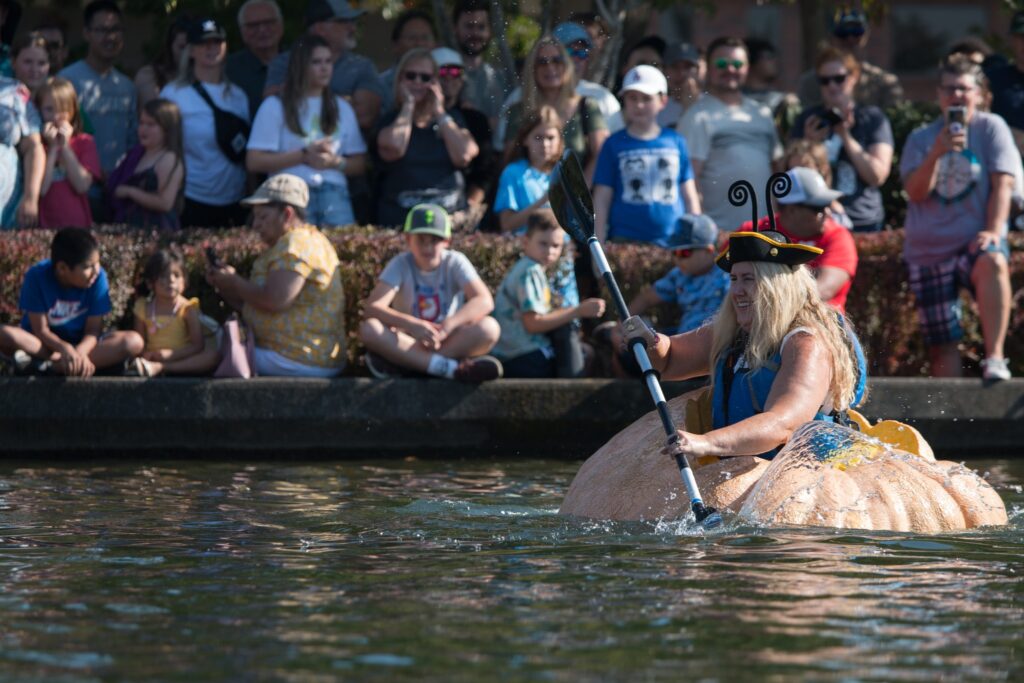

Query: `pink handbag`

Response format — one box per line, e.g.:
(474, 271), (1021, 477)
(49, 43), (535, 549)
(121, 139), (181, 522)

(214, 315), (256, 378)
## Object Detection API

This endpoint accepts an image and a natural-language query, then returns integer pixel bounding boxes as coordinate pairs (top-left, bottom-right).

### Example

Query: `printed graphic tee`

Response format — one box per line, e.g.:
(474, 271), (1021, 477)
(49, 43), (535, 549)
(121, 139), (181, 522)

(19, 259), (112, 344)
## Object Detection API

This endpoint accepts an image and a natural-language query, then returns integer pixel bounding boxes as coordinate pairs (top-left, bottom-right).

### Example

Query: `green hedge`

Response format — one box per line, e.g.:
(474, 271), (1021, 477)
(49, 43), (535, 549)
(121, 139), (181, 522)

(1, 227), (1021, 377)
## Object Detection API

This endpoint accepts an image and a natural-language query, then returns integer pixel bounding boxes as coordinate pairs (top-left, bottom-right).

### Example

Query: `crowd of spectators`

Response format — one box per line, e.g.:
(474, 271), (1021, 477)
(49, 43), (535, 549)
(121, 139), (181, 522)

(0, 0), (1019, 381)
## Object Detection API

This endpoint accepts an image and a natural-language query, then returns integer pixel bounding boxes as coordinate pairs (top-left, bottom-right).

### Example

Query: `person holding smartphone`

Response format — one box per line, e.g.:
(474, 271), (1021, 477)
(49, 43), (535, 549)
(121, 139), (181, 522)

(374, 48), (479, 227)
(791, 46), (893, 232)
(900, 55), (1016, 381)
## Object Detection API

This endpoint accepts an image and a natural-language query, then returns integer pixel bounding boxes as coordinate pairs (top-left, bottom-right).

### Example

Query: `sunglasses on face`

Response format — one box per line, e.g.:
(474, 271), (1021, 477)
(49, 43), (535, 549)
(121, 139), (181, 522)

(714, 58), (744, 70)
(818, 73), (848, 86)
(673, 248), (695, 259)
(438, 65), (463, 79)
(536, 56), (565, 67)
(568, 47), (590, 60)
(404, 71), (434, 83)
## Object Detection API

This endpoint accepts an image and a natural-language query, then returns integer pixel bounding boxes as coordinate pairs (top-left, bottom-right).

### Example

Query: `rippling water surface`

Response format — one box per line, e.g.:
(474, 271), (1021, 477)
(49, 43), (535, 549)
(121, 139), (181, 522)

(1, 458), (1022, 681)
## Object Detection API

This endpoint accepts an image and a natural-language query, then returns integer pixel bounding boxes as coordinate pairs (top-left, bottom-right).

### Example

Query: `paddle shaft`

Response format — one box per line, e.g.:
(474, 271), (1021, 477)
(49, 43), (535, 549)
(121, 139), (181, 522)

(587, 237), (709, 516)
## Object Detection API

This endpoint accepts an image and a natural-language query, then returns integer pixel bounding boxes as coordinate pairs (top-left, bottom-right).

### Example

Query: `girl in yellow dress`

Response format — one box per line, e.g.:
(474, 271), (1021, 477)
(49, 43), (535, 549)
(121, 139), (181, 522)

(130, 248), (219, 376)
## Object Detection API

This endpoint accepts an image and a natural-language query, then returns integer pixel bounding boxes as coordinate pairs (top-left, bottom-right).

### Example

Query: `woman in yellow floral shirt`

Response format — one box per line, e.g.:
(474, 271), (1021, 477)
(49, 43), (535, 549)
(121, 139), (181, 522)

(206, 174), (345, 376)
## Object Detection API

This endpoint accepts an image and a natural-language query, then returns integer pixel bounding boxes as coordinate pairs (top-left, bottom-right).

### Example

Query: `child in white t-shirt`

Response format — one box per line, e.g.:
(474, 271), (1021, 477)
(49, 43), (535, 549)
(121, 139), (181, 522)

(246, 34), (367, 227)
(359, 204), (503, 382)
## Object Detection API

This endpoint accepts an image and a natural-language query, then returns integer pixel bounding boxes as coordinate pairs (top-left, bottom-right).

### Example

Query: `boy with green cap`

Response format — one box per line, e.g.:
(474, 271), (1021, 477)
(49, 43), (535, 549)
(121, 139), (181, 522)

(359, 203), (503, 381)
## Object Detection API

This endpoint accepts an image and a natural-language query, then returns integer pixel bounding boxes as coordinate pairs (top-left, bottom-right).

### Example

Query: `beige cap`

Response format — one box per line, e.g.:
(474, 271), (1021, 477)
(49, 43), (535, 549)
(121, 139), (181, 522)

(241, 174), (309, 209)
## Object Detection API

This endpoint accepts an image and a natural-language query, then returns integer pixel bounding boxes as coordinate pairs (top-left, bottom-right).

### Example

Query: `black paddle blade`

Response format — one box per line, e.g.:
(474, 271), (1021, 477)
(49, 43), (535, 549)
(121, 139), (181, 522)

(550, 151), (594, 243)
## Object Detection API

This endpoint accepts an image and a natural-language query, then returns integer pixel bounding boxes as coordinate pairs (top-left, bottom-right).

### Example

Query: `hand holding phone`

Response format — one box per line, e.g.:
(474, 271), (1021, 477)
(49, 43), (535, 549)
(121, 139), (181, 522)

(947, 106), (966, 134)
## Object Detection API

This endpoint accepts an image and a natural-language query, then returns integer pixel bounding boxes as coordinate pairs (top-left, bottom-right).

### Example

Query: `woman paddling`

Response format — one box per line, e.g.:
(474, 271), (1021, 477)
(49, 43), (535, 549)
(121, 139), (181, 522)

(622, 225), (865, 461)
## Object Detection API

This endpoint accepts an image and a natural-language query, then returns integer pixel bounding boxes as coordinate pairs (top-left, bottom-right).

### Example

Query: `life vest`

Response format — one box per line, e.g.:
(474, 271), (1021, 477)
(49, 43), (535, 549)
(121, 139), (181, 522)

(711, 316), (867, 460)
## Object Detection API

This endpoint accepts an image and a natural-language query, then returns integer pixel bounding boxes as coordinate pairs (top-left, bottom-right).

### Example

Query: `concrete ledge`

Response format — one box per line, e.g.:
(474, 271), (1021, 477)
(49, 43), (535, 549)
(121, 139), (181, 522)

(0, 377), (1022, 458)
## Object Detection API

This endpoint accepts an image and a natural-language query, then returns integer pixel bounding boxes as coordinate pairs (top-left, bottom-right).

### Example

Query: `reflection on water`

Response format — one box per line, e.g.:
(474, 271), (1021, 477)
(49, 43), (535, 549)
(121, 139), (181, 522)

(0, 458), (1022, 681)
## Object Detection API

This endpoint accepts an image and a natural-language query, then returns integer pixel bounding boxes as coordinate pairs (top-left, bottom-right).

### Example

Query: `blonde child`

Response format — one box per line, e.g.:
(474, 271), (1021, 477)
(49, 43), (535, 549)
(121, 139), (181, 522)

(107, 98), (185, 230)
(492, 210), (606, 378)
(130, 248), (219, 376)
(36, 77), (101, 228)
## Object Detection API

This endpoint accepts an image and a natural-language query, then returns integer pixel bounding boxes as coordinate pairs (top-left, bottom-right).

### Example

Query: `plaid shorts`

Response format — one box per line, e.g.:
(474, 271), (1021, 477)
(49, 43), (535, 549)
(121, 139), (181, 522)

(906, 240), (1009, 346)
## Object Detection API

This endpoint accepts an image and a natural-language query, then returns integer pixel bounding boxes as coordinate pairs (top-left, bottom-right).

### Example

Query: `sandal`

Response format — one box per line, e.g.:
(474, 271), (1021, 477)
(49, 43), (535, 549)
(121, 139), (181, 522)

(124, 357), (153, 377)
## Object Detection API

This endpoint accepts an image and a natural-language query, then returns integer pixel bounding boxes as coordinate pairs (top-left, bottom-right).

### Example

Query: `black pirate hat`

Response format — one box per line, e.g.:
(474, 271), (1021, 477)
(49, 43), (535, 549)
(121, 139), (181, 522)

(714, 172), (824, 273)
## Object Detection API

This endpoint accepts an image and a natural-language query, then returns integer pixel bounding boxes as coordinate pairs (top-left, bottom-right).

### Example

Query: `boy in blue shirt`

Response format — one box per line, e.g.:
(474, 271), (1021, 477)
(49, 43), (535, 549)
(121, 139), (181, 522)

(593, 65), (703, 245)
(600, 214), (729, 377)
(493, 210), (606, 377)
(0, 229), (143, 376)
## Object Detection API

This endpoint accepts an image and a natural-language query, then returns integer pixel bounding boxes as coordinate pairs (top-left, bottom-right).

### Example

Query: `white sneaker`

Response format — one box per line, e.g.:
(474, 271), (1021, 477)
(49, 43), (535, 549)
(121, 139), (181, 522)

(981, 357), (1012, 381)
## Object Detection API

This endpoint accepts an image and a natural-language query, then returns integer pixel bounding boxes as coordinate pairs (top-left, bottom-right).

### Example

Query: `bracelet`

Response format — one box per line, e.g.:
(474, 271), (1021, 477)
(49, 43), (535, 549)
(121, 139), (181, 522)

(436, 113), (453, 127)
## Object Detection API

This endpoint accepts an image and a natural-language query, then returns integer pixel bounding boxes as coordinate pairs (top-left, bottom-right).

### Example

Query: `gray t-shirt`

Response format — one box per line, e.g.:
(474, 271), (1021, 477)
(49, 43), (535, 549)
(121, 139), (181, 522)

(378, 249), (480, 323)
(59, 60), (137, 174)
(678, 94), (782, 232)
(265, 49), (384, 101)
(900, 111), (1018, 265)
(792, 104), (894, 228)
(461, 61), (508, 123)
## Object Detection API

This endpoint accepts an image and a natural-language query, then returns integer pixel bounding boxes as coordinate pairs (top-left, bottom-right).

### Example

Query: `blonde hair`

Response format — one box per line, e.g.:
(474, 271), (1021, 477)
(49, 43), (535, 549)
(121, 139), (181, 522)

(392, 48), (436, 113)
(35, 77), (82, 134)
(521, 36), (576, 116)
(709, 261), (858, 411)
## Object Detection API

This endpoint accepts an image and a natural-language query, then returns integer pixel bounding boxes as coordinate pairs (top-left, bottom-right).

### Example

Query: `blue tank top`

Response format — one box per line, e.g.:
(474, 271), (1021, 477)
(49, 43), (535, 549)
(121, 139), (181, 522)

(711, 317), (867, 460)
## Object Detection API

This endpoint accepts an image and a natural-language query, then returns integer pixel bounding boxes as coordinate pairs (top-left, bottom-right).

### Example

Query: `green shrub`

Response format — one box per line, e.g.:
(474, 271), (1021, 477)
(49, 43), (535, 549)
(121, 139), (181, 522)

(1, 227), (1021, 377)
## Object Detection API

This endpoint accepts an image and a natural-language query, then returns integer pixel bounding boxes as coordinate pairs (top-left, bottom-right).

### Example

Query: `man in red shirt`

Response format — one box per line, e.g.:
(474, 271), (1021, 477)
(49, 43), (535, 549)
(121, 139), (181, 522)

(738, 166), (858, 312)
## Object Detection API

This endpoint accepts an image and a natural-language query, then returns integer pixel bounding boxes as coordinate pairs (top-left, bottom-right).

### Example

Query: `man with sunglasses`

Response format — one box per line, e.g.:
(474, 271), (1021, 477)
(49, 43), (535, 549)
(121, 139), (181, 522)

(263, 0), (384, 132)
(900, 55), (1015, 381)
(679, 36), (783, 233)
(739, 167), (858, 313)
(795, 9), (903, 111)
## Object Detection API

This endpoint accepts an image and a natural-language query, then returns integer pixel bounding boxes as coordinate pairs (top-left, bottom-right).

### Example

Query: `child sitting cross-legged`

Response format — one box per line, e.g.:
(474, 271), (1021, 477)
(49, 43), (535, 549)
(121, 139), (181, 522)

(0, 229), (143, 376)
(492, 210), (607, 378)
(128, 247), (220, 377)
(601, 214), (729, 378)
(359, 203), (504, 382)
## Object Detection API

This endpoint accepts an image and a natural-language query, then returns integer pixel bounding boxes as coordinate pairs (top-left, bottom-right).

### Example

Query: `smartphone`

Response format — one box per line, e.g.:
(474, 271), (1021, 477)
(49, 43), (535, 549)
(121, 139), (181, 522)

(820, 107), (843, 127)
(947, 106), (966, 134)
(205, 246), (223, 268)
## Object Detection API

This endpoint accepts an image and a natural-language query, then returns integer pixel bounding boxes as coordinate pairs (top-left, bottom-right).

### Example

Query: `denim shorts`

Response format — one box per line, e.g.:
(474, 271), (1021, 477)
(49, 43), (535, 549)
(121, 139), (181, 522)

(906, 239), (1009, 346)
(307, 182), (354, 227)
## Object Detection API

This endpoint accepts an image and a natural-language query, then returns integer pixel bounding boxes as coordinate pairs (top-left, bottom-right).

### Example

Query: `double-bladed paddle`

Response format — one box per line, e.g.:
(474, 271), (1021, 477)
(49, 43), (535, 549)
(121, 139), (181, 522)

(549, 151), (723, 529)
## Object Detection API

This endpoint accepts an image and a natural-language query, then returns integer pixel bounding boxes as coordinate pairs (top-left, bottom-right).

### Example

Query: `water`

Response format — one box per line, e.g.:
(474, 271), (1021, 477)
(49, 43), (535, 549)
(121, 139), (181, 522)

(1, 458), (1022, 682)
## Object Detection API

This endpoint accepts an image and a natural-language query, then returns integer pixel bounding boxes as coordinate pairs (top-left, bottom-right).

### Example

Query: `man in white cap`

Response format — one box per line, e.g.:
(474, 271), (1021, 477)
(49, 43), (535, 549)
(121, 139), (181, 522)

(433, 46), (494, 207)
(593, 65), (701, 245)
(737, 166), (857, 314)
(206, 174), (347, 377)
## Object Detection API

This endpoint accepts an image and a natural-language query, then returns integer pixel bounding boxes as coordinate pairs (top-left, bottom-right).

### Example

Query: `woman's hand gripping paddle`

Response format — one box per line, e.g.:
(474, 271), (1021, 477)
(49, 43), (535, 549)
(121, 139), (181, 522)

(549, 151), (722, 529)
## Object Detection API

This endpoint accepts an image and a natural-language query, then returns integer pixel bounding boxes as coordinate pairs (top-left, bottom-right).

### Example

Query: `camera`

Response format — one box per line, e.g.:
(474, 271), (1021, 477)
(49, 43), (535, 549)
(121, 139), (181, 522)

(820, 107), (844, 127)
